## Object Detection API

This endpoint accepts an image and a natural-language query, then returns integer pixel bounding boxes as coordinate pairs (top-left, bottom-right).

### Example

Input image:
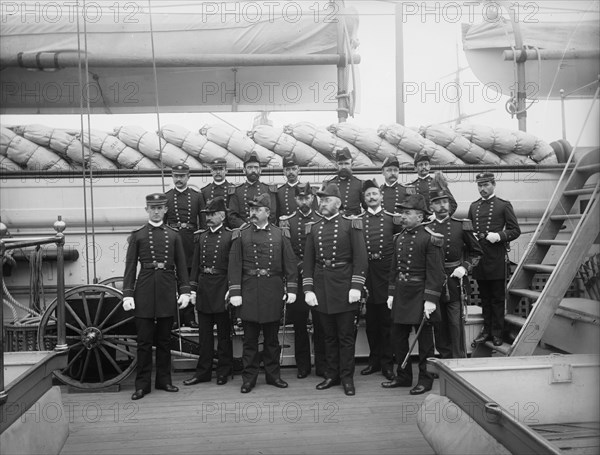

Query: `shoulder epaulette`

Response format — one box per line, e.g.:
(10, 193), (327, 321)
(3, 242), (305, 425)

(424, 226), (444, 247)
(277, 183), (287, 190)
(279, 218), (290, 229)
(344, 215), (363, 230)
(304, 222), (315, 235)
(405, 185), (417, 195)
(323, 175), (335, 184)
(225, 227), (233, 231)
(232, 224), (250, 239)
(269, 184), (278, 193)
(451, 217), (474, 230)
(193, 228), (207, 242)
(280, 224), (291, 238)
(279, 213), (295, 222)
(228, 185), (238, 195)
(383, 210), (395, 217)
(392, 214), (402, 225)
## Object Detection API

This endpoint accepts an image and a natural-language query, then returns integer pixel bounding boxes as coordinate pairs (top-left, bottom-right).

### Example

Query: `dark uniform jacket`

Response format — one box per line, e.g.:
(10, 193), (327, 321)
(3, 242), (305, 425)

(380, 181), (416, 213)
(228, 181), (278, 228)
(323, 175), (365, 216)
(228, 223), (298, 323)
(190, 225), (233, 314)
(164, 187), (205, 267)
(276, 182), (318, 220)
(410, 175), (458, 215)
(279, 209), (322, 272)
(200, 180), (231, 202)
(388, 224), (445, 324)
(360, 208), (402, 304)
(467, 195), (521, 280)
(303, 214), (368, 314)
(427, 217), (483, 302)
(123, 223), (190, 318)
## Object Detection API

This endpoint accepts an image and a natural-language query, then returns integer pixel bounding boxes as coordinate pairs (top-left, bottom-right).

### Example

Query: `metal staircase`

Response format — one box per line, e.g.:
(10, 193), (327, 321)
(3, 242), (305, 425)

(478, 148), (600, 356)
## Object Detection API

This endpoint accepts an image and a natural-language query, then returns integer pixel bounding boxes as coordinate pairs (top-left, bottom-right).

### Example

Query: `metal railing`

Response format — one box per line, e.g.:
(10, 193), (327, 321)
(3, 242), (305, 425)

(0, 217), (67, 405)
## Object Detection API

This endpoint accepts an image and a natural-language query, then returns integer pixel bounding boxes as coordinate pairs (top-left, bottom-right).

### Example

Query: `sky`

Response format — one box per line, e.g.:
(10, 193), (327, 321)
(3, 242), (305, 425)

(1, 0), (598, 148)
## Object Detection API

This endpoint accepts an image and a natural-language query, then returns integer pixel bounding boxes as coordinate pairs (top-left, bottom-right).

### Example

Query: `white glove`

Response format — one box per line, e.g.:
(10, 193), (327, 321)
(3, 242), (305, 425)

(305, 291), (319, 307)
(450, 266), (467, 279)
(230, 296), (243, 307)
(190, 291), (197, 305)
(177, 293), (191, 309)
(424, 301), (437, 319)
(224, 290), (230, 302)
(122, 297), (135, 311)
(387, 296), (394, 310)
(348, 289), (361, 303)
(285, 293), (297, 304)
(486, 232), (501, 243)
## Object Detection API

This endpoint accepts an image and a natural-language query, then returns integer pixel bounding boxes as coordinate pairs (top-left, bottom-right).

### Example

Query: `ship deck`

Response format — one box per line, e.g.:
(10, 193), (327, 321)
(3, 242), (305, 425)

(59, 364), (436, 455)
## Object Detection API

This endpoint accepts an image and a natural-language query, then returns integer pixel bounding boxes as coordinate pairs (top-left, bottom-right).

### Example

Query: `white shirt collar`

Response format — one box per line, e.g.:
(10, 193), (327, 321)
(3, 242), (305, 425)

(213, 180), (226, 186)
(148, 220), (163, 227)
(367, 206), (383, 215)
(322, 212), (340, 221)
(384, 180), (398, 187)
(482, 194), (496, 201)
(210, 224), (223, 232)
(175, 186), (188, 193)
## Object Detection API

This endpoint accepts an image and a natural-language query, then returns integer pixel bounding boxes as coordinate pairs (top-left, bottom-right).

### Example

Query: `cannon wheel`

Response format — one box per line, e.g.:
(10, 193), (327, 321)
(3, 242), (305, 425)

(99, 276), (123, 291)
(37, 284), (137, 389)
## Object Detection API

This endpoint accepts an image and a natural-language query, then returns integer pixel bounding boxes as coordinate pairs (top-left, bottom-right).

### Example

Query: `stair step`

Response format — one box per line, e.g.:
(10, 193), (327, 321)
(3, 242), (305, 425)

(509, 289), (541, 301)
(576, 163), (600, 174)
(484, 341), (512, 355)
(505, 314), (527, 328)
(550, 214), (582, 221)
(563, 187), (596, 197)
(536, 239), (569, 246)
(522, 264), (556, 274)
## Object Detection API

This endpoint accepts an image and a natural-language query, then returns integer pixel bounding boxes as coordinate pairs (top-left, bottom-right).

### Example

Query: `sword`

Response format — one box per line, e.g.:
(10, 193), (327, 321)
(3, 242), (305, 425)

(401, 313), (428, 370)
(459, 276), (468, 358)
(280, 294), (288, 364)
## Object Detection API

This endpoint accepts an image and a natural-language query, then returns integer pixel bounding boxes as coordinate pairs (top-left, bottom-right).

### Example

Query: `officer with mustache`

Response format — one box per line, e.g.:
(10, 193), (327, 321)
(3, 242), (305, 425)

(228, 152), (278, 228)
(321, 148), (365, 216)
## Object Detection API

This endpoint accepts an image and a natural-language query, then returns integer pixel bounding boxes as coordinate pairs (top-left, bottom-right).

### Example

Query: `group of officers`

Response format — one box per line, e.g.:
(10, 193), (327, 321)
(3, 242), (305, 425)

(122, 147), (520, 400)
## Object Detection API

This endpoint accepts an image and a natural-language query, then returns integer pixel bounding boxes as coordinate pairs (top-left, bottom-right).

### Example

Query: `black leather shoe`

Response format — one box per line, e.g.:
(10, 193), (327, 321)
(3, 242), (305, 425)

(216, 376), (228, 385)
(156, 384), (179, 392)
(474, 332), (490, 344)
(241, 382), (254, 393)
(297, 370), (309, 379)
(183, 376), (211, 386)
(266, 377), (288, 388)
(492, 336), (503, 346)
(188, 321), (199, 329)
(381, 377), (412, 388)
(382, 369), (394, 380)
(342, 382), (355, 396)
(360, 365), (380, 375)
(409, 384), (431, 395)
(131, 389), (147, 400)
(316, 378), (341, 390)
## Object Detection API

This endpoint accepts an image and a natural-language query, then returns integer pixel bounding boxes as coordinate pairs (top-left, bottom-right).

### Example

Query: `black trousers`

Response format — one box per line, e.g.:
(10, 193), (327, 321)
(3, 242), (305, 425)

(286, 293), (326, 374)
(435, 298), (465, 359)
(194, 311), (233, 379)
(477, 279), (506, 337)
(241, 320), (281, 385)
(364, 302), (394, 371)
(318, 311), (356, 382)
(391, 322), (435, 388)
(135, 316), (173, 391)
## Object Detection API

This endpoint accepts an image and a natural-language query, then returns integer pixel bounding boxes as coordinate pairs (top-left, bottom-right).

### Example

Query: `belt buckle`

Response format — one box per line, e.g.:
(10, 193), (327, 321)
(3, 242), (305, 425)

(258, 269), (268, 276)
(180, 223), (188, 229)
(324, 259), (332, 267)
(155, 262), (165, 270)
(371, 253), (381, 260)
(398, 272), (407, 281)
(203, 266), (213, 274)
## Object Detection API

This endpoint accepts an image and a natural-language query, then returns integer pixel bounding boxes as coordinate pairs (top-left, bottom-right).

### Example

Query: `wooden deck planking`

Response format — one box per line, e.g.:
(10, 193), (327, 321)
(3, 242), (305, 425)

(60, 367), (436, 455)
(531, 422), (600, 454)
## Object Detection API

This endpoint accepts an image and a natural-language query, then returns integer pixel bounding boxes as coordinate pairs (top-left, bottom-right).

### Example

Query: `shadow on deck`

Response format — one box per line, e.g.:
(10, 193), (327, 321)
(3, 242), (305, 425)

(59, 363), (436, 455)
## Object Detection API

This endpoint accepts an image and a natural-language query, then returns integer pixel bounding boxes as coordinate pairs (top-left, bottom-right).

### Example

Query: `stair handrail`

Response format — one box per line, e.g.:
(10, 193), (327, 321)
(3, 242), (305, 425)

(508, 86), (600, 290)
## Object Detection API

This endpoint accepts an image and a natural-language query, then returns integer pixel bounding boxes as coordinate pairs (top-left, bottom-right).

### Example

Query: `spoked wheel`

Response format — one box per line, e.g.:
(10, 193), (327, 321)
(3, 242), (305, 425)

(37, 284), (137, 389)
(98, 276), (123, 291)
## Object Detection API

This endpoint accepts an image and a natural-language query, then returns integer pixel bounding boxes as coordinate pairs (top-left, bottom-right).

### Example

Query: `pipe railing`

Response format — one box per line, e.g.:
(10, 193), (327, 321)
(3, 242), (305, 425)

(0, 217), (67, 405)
